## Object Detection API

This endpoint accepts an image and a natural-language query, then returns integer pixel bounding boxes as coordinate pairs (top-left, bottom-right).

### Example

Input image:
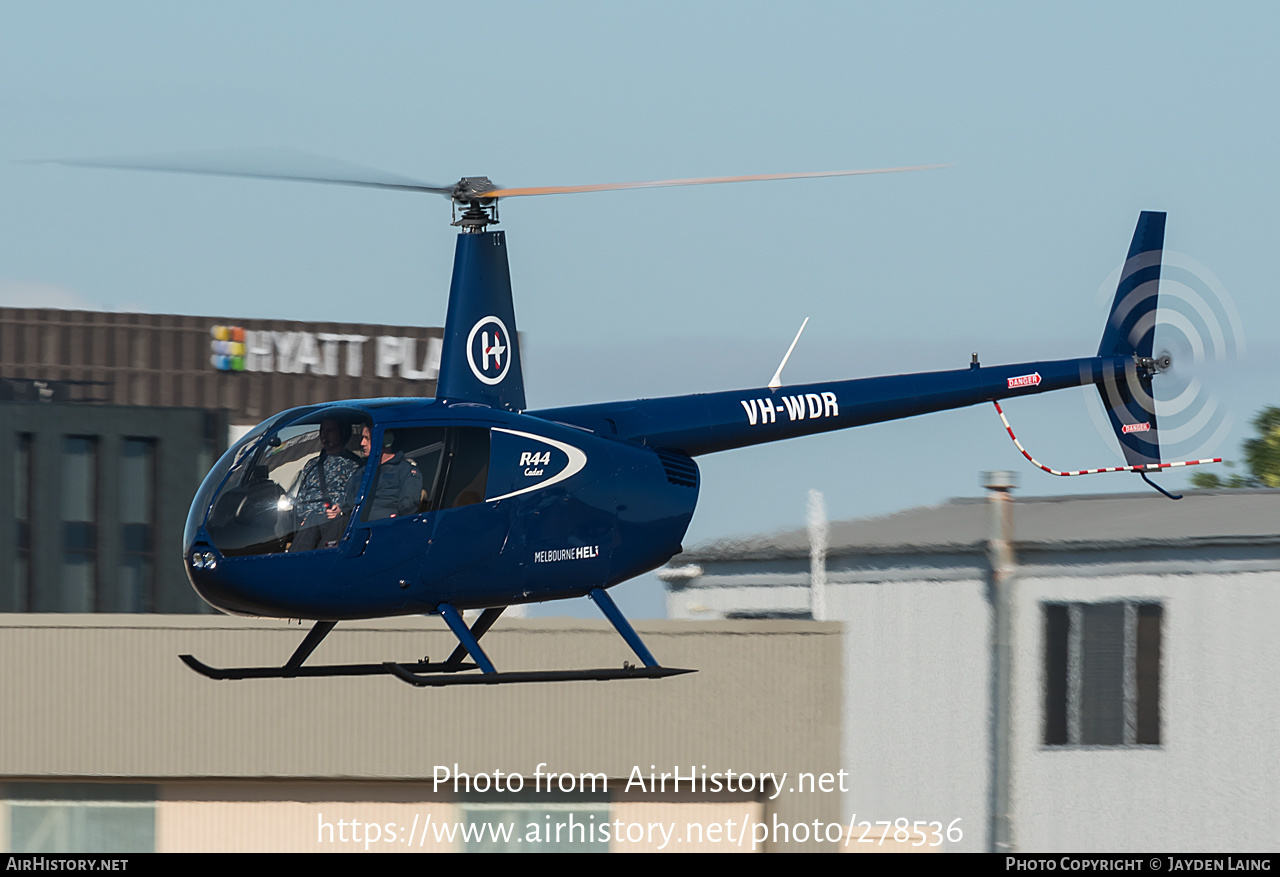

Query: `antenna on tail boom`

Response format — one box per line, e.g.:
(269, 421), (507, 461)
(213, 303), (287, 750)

(768, 318), (809, 389)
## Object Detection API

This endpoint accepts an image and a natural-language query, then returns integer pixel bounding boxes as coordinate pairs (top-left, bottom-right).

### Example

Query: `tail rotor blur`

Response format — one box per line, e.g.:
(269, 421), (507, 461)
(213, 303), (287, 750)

(1088, 240), (1244, 469)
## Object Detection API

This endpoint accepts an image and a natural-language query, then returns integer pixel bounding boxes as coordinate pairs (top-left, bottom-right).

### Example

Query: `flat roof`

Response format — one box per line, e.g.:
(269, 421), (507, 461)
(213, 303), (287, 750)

(0, 614), (841, 785)
(676, 489), (1280, 562)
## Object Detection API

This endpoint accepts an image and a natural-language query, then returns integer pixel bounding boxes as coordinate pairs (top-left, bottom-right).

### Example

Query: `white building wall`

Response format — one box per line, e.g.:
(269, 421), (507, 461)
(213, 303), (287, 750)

(1014, 569), (1280, 853)
(830, 575), (991, 853)
(668, 570), (992, 852)
(667, 557), (1280, 852)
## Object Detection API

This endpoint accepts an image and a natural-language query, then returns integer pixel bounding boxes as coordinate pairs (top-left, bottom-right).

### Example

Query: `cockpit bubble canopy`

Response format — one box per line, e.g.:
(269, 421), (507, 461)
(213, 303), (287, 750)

(187, 406), (372, 558)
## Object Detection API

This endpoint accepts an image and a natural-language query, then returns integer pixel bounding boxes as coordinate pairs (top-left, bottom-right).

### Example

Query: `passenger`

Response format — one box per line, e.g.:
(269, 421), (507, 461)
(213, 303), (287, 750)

(341, 423), (375, 511)
(364, 429), (424, 521)
(289, 417), (365, 551)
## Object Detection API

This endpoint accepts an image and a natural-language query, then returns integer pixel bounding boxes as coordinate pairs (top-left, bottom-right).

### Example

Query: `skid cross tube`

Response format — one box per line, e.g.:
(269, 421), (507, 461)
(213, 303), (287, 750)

(443, 607), (505, 667)
(284, 620), (337, 673)
(388, 591), (694, 686)
(589, 587), (658, 668)
(438, 603), (498, 674)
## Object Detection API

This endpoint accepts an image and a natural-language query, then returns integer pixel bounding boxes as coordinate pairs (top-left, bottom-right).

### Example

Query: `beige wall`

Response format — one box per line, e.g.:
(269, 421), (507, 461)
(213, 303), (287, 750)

(149, 782), (767, 852)
(1, 614), (843, 851)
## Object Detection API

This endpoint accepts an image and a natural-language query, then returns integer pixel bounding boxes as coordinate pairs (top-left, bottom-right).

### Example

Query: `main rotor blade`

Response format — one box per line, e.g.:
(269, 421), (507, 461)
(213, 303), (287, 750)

(42, 148), (456, 196)
(482, 164), (947, 198)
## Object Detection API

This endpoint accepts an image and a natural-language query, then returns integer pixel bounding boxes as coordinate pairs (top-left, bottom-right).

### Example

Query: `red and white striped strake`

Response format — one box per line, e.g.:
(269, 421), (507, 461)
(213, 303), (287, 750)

(992, 401), (1222, 477)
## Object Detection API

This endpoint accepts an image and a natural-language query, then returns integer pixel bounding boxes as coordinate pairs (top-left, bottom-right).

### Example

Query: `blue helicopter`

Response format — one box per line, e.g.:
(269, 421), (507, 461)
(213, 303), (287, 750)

(73, 157), (1200, 685)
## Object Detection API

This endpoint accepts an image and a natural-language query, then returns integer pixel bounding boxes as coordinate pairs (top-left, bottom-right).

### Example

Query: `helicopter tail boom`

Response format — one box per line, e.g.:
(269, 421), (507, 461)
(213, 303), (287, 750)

(529, 355), (1119, 457)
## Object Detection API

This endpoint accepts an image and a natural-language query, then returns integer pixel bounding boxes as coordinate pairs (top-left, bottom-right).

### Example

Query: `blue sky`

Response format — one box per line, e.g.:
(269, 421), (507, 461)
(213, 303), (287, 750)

(2, 2), (1275, 616)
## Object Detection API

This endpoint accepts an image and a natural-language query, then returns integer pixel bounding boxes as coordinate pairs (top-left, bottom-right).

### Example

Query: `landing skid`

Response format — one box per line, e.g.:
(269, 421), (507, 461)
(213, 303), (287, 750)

(179, 654), (478, 680)
(180, 588), (694, 686)
(387, 665), (693, 687)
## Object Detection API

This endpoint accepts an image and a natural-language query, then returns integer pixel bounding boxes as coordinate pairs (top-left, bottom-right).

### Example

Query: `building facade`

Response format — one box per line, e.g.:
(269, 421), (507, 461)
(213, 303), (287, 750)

(0, 308), (447, 613)
(661, 488), (1280, 852)
(0, 401), (224, 613)
(0, 307), (445, 427)
(0, 616), (843, 853)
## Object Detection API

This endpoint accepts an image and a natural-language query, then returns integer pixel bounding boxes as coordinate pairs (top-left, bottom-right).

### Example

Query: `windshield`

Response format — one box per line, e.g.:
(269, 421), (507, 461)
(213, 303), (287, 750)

(182, 408), (308, 554)
(194, 408), (372, 557)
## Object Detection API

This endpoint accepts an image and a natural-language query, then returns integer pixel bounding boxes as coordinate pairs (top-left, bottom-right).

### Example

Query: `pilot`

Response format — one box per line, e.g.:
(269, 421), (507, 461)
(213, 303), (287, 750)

(364, 429), (424, 521)
(289, 416), (366, 551)
(341, 423), (375, 511)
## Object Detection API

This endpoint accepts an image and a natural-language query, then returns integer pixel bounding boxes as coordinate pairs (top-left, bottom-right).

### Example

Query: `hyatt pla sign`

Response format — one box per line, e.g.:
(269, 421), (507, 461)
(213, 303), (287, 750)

(209, 326), (442, 381)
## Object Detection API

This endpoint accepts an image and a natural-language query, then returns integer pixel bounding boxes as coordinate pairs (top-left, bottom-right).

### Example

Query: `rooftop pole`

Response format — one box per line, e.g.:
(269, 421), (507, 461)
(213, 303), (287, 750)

(983, 470), (1017, 854)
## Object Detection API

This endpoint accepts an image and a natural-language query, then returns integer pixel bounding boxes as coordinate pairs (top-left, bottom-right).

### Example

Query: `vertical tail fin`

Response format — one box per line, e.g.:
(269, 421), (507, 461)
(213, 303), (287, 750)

(1097, 211), (1165, 466)
(435, 230), (527, 411)
(1098, 211), (1164, 359)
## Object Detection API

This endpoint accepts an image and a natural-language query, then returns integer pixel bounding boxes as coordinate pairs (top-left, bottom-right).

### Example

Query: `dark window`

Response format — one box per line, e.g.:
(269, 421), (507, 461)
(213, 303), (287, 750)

(1043, 602), (1162, 746)
(361, 426), (445, 521)
(11, 434), (32, 611)
(437, 428), (490, 510)
(461, 801), (609, 852)
(354, 426), (490, 521)
(1135, 604), (1162, 745)
(115, 438), (156, 612)
(1043, 605), (1070, 745)
(56, 437), (97, 611)
(6, 783), (155, 853)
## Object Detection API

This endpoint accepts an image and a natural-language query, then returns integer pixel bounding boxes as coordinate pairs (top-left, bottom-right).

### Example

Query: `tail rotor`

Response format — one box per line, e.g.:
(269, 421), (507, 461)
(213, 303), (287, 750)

(1088, 235), (1244, 472)
(995, 212), (1232, 500)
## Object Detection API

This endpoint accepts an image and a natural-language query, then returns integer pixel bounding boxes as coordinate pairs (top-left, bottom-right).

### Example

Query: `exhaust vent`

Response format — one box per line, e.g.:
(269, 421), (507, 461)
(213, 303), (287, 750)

(655, 450), (698, 488)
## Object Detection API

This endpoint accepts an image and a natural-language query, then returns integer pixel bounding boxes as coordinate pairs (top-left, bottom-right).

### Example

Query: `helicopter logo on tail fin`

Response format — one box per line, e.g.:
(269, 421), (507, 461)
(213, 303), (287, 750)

(466, 316), (512, 385)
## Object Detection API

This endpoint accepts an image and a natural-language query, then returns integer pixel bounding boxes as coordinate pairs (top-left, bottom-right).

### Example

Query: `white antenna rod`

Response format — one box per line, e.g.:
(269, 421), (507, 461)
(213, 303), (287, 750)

(768, 317), (809, 389)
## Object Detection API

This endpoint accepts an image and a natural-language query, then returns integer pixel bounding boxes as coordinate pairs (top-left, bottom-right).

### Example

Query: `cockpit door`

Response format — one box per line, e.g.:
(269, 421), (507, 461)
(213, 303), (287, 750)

(416, 426), (511, 588)
(336, 424), (508, 592)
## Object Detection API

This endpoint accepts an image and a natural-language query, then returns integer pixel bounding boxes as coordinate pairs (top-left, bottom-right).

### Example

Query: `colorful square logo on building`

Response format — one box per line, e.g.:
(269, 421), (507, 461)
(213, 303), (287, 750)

(210, 325), (247, 371)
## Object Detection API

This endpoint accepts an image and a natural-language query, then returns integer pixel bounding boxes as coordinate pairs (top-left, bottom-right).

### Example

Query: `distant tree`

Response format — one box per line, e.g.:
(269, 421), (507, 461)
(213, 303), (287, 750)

(1190, 406), (1280, 488)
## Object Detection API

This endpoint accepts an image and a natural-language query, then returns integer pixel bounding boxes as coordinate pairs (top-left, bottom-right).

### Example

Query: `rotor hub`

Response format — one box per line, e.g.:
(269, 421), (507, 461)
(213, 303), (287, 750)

(451, 177), (497, 202)
(1135, 353), (1173, 378)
